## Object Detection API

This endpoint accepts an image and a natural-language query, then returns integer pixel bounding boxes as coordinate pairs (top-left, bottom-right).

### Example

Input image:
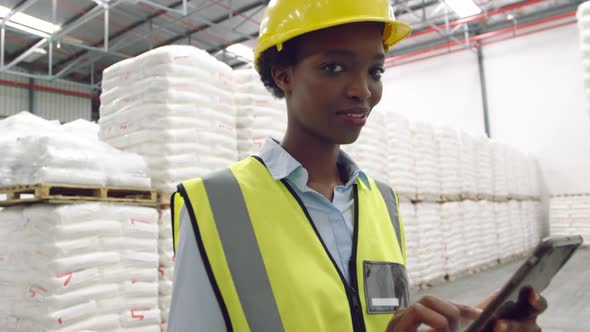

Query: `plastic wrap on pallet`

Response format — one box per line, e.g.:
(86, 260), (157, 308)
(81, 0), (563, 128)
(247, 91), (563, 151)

(0, 112), (150, 189)
(158, 209), (174, 326)
(436, 126), (461, 198)
(341, 112), (389, 183)
(234, 68), (287, 159)
(99, 46), (237, 193)
(411, 122), (440, 196)
(398, 199), (421, 285)
(384, 112), (416, 195)
(0, 203), (160, 332)
(459, 132), (477, 196)
(440, 202), (466, 276)
(550, 195), (590, 246)
(415, 202), (445, 282)
(474, 136), (494, 197)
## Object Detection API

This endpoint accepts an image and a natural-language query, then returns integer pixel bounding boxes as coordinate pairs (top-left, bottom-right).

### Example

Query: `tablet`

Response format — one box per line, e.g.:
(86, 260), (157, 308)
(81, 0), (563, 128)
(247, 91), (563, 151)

(464, 235), (584, 332)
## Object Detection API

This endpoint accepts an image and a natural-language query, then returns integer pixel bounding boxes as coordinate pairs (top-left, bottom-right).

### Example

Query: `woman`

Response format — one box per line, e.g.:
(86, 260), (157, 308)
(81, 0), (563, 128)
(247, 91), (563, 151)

(168, 0), (547, 331)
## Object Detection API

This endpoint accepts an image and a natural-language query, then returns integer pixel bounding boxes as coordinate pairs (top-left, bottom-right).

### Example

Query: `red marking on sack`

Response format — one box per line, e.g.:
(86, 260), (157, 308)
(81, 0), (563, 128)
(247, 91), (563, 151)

(120, 123), (129, 130)
(174, 56), (190, 61)
(217, 123), (234, 132)
(57, 272), (73, 287)
(172, 255), (176, 262)
(131, 218), (150, 225)
(255, 99), (269, 105)
(158, 265), (165, 278)
(28, 285), (48, 298)
(58, 318), (63, 325)
(131, 279), (137, 284)
(131, 309), (147, 320)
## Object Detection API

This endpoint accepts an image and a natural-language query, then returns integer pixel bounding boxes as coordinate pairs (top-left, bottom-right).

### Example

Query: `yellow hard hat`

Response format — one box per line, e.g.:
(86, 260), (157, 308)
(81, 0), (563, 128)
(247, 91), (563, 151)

(254, 0), (412, 64)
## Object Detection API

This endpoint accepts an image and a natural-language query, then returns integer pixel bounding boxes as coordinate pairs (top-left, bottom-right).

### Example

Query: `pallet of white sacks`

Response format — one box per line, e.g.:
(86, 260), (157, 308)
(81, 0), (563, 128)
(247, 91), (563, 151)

(0, 183), (157, 207)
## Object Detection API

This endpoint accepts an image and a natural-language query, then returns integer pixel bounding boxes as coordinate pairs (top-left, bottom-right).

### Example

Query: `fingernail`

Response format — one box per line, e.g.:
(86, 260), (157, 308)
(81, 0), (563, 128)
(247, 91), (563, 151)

(496, 320), (508, 331)
(530, 290), (539, 303)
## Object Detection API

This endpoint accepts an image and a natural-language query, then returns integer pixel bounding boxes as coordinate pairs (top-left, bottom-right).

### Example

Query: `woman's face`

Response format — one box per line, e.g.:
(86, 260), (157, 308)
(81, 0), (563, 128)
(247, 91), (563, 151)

(275, 22), (385, 145)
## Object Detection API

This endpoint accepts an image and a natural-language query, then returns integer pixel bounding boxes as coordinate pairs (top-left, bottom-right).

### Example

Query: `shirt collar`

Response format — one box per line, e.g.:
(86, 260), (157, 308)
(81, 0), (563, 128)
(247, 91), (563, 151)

(255, 138), (371, 191)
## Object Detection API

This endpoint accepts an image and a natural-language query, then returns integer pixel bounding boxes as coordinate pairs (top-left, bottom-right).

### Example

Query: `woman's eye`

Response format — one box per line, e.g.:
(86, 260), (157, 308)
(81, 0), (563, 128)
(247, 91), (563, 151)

(370, 67), (385, 79)
(321, 64), (344, 73)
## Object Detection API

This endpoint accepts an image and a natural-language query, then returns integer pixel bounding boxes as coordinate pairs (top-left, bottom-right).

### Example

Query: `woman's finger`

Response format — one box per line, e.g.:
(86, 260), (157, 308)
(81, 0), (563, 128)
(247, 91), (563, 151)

(494, 319), (541, 332)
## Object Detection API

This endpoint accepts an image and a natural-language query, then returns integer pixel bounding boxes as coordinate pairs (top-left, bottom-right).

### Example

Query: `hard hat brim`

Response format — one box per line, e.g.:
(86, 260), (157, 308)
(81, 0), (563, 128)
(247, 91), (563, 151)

(254, 17), (412, 65)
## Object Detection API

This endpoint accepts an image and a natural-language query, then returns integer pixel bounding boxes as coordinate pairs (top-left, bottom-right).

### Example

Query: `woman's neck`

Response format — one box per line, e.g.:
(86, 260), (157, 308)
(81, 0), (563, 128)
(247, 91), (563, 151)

(281, 127), (345, 199)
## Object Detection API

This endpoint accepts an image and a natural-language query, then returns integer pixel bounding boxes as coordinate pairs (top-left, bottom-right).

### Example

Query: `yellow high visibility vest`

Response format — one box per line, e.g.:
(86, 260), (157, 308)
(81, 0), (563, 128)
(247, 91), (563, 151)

(172, 156), (408, 332)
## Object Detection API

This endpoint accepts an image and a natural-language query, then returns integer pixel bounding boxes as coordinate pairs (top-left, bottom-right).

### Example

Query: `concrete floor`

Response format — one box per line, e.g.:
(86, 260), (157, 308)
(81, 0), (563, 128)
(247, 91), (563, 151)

(411, 248), (590, 332)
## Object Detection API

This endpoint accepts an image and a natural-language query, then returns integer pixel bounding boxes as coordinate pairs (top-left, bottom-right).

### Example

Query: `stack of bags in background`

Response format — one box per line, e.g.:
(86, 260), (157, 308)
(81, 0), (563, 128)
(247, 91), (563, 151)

(474, 136), (494, 198)
(508, 201), (527, 256)
(459, 201), (478, 269)
(158, 209), (175, 331)
(436, 127), (462, 199)
(385, 112), (416, 196)
(550, 195), (590, 247)
(398, 199), (421, 286)
(99, 45), (238, 193)
(411, 122), (440, 198)
(491, 142), (509, 199)
(459, 133), (478, 198)
(0, 112), (150, 189)
(493, 202), (512, 260)
(414, 203), (445, 282)
(440, 202), (466, 277)
(233, 68), (287, 159)
(527, 159), (542, 198)
(474, 201), (497, 266)
(577, 1), (590, 113)
(0, 203), (160, 332)
(342, 111), (389, 182)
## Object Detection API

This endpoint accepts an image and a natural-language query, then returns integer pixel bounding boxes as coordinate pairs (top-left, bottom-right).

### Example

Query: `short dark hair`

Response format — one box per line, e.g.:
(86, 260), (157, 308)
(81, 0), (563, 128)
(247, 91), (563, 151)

(255, 38), (299, 99)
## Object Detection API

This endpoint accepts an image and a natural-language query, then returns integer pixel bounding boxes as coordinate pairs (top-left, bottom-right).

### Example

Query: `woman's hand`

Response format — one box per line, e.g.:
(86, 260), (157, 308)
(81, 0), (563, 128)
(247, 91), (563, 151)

(386, 295), (482, 332)
(485, 287), (548, 332)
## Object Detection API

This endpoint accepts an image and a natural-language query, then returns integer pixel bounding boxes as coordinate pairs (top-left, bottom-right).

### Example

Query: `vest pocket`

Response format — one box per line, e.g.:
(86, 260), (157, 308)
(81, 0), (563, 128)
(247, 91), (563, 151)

(363, 261), (410, 314)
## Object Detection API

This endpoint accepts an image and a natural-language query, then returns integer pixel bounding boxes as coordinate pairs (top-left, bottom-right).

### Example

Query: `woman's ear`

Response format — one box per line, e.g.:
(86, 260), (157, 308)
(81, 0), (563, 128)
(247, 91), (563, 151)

(271, 66), (293, 96)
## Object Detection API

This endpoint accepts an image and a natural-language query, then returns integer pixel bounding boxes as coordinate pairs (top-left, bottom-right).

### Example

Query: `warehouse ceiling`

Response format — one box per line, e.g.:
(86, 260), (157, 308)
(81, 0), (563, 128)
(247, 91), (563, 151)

(0, 0), (583, 91)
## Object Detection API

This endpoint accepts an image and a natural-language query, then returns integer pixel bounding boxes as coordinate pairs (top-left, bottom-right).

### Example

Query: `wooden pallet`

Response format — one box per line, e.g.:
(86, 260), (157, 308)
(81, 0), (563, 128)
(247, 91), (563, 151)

(440, 194), (461, 202)
(158, 192), (173, 209)
(551, 193), (590, 198)
(0, 184), (157, 207)
(460, 192), (478, 200)
(414, 192), (443, 203)
(476, 193), (494, 201)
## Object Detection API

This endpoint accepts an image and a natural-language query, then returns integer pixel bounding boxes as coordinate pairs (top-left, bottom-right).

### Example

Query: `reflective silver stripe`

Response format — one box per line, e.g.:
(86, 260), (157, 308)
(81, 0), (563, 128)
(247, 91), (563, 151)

(203, 168), (285, 332)
(374, 180), (404, 257)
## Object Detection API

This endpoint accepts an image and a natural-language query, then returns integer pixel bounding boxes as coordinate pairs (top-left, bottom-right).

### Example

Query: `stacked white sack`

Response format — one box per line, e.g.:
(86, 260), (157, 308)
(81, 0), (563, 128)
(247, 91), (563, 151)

(460, 200), (479, 269)
(474, 136), (494, 197)
(440, 202), (466, 276)
(342, 111), (389, 182)
(436, 127), (461, 198)
(550, 196), (590, 247)
(0, 203), (160, 332)
(577, 1), (590, 111)
(0, 112), (150, 189)
(384, 112), (416, 196)
(399, 200), (422, 286)
(99, 45), (237, 193)
(491, 142), (509, 199)
(527, 158), (542, 198)
(415, 203), (445, 282)
(494, 202), (512, 260)
(522, 201), (542, 250)
(411, 122), (440, 196)
(158, 209), (175, 330)
(233, 68), (287, 159)
(474, 201), (497, 266)
(508, 201), (526, 255)
(459, 132), (477, 197)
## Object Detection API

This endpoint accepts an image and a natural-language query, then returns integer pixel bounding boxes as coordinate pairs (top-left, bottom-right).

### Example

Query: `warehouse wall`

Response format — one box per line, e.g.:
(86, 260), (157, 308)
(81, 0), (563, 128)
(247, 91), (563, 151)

(377, 50), (486, 136)
(33, 80), (92, 122)
(0, 71), (92, 122)
(379, 24), (590, 195)
(0, 70), (29, 117)
(484, 24), (590, 195)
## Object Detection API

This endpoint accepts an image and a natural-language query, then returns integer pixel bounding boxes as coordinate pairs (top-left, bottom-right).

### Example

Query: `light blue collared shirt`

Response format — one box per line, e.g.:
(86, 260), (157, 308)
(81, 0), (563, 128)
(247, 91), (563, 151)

(168, 139), (370, 332)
